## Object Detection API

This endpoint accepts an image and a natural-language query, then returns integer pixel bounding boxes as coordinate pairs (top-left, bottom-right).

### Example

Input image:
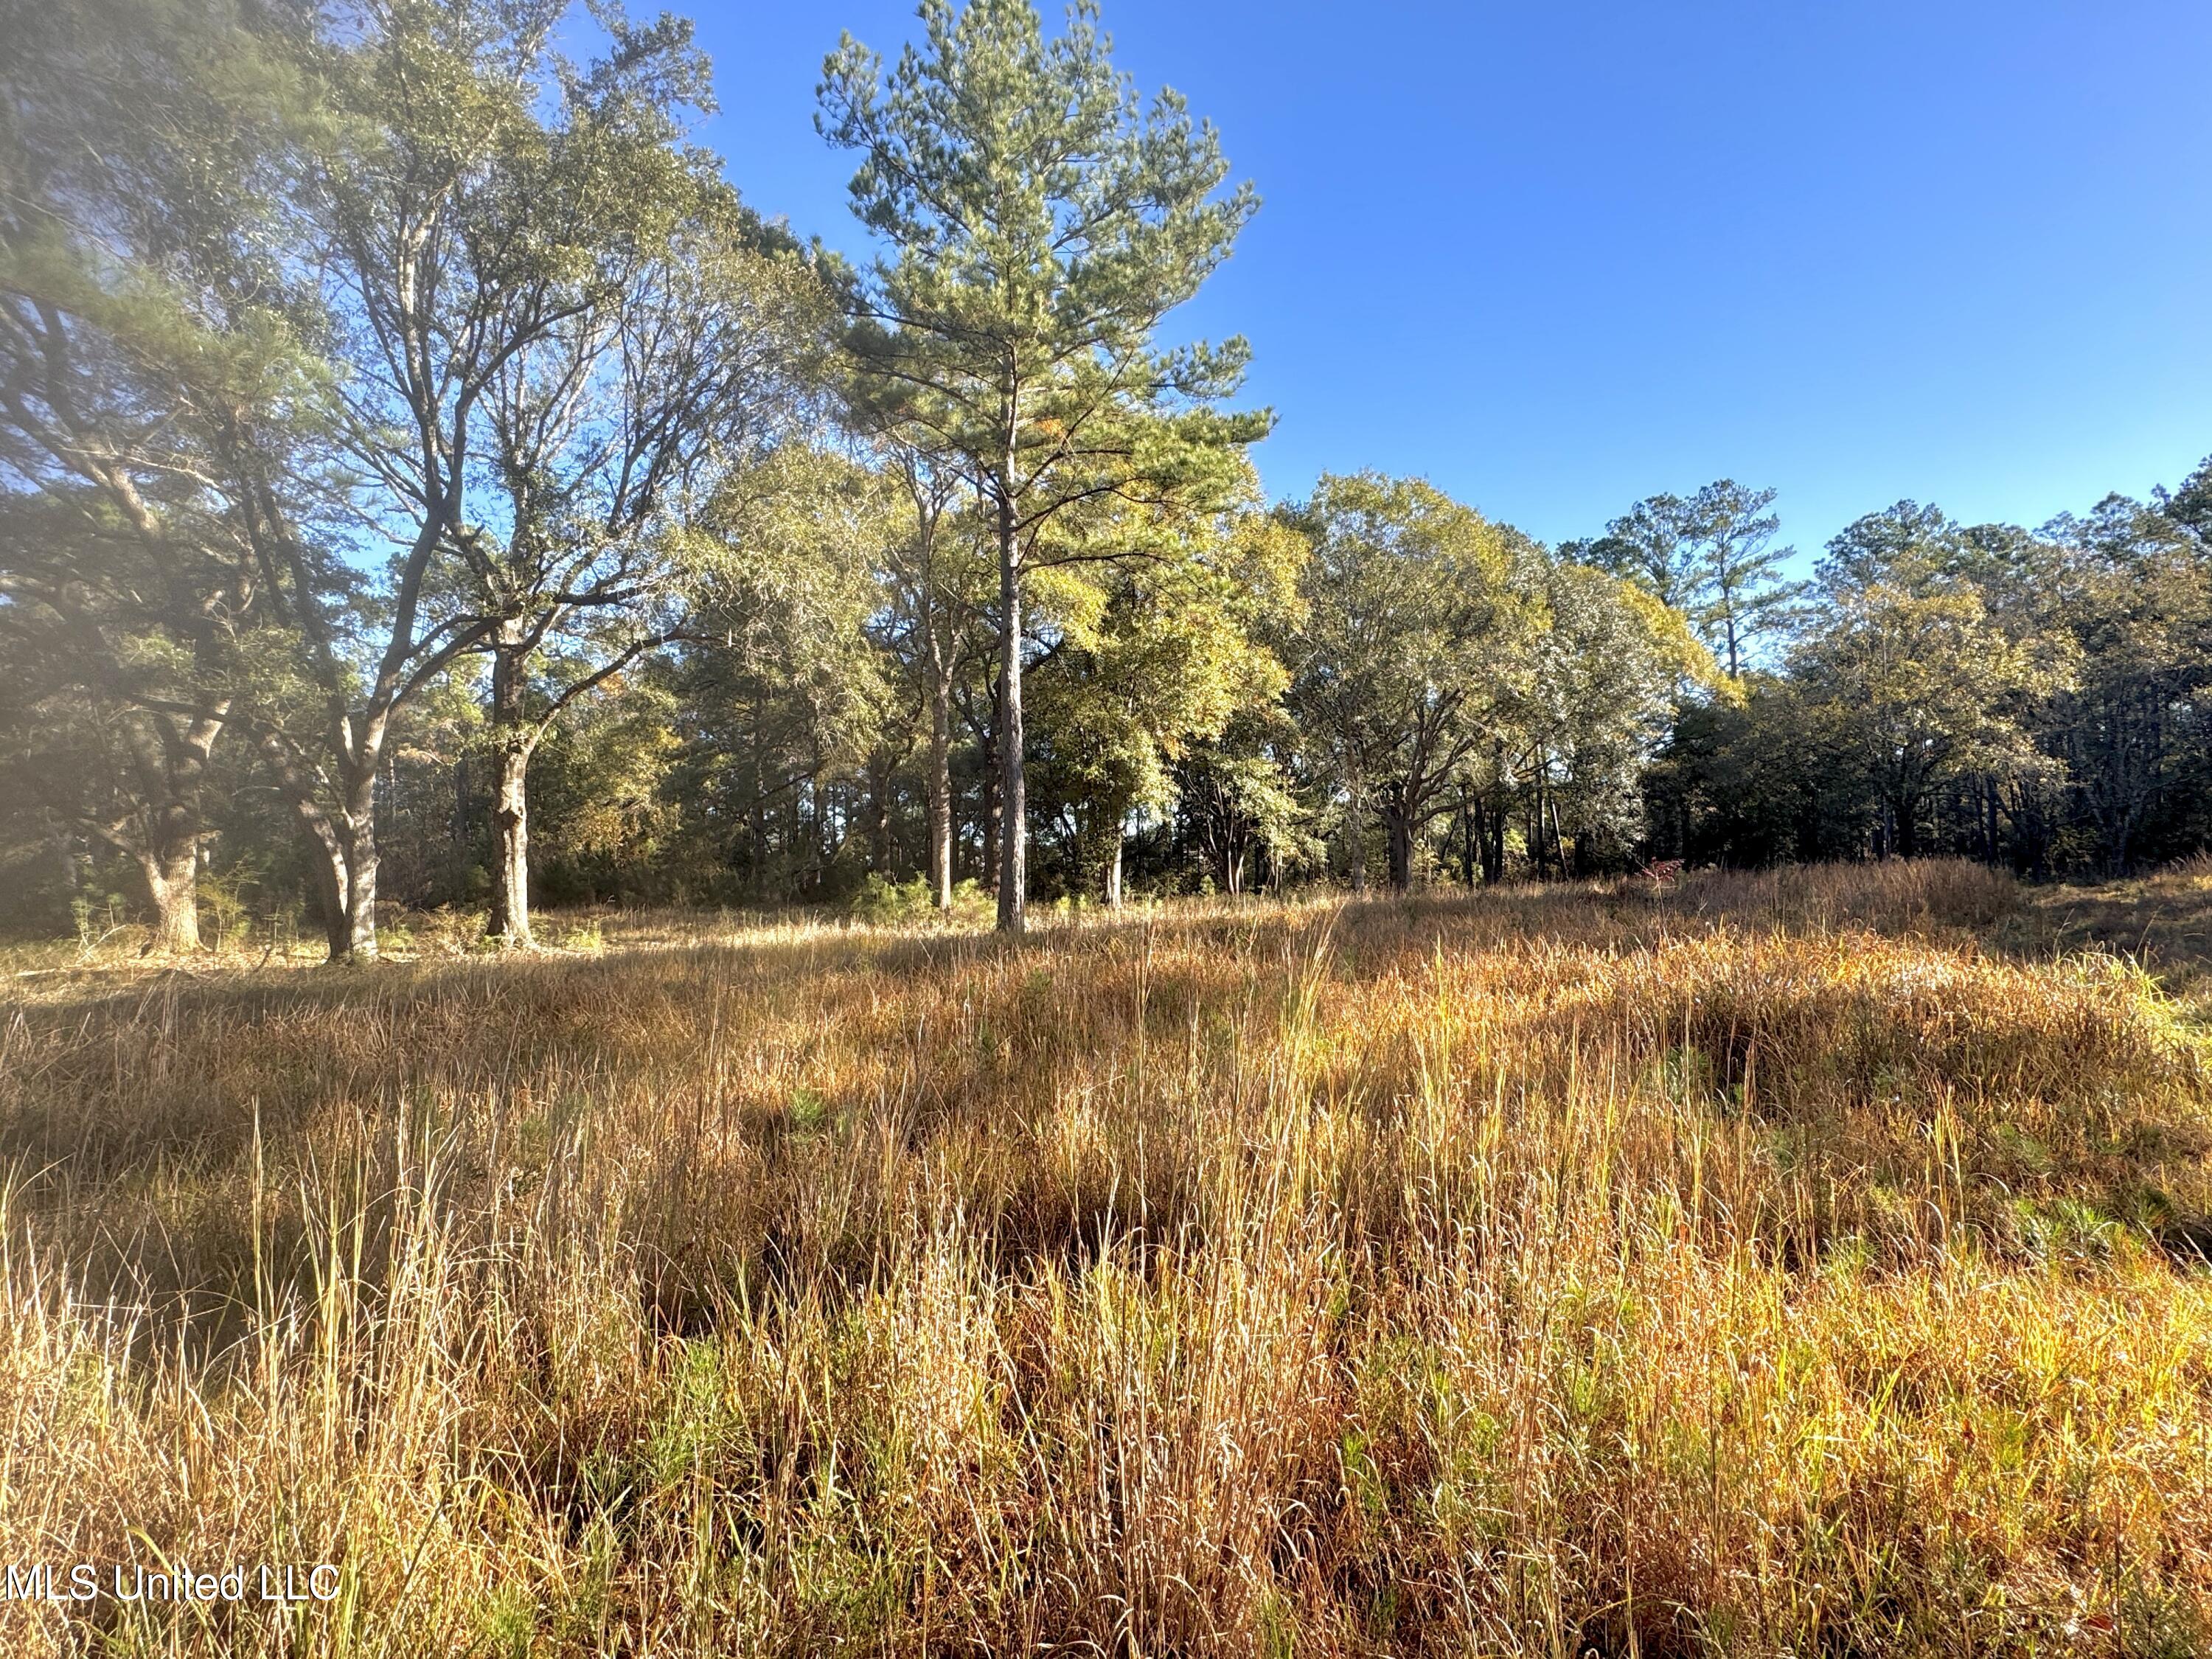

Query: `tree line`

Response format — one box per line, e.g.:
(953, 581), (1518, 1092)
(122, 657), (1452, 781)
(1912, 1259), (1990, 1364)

(3, 0), (2207, 957)
(1621, 479), (2212, 874)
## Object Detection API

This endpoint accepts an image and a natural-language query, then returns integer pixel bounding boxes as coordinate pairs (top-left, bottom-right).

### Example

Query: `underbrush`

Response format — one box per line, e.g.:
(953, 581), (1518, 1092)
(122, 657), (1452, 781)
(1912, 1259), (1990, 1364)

(1, 860), (2208, 1655)
(846, 872), (996, 925)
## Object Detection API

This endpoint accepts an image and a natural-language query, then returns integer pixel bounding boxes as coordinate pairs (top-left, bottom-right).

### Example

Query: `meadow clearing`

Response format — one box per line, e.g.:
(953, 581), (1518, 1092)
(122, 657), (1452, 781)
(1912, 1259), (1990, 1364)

(2, 860), (2211, 1657)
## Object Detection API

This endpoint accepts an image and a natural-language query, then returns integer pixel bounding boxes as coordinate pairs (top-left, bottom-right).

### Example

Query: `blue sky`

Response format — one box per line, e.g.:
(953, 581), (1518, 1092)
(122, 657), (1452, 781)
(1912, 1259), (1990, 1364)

(681, 0), (2212, 563)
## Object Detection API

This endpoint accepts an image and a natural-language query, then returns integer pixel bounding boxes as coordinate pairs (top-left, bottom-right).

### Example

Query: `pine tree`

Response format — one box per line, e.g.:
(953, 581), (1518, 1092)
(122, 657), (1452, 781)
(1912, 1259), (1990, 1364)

(820, 0), (1265, 931)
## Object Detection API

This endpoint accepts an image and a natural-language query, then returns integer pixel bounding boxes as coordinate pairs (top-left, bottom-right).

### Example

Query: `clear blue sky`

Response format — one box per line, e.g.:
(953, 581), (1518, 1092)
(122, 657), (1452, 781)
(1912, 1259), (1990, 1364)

(681, 0), (2212, 561)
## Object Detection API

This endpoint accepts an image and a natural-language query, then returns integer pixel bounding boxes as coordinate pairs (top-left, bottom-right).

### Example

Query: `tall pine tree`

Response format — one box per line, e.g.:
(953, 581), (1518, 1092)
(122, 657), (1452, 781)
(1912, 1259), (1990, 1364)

(819, 0), (1265, 931)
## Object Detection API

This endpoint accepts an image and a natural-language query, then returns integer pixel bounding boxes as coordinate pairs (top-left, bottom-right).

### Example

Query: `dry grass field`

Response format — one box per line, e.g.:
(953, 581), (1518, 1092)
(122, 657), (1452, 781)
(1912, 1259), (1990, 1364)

(4, 861), (2211, 1656)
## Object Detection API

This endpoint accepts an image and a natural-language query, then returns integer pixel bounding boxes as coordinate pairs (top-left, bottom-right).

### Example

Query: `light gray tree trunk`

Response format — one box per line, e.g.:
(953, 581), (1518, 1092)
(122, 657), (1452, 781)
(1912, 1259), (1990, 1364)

(487, 633), (536, 947)
(341, 765), (380, 961)
(309, 831), (349, 959)
(995, 484), (1026, 935)
(119, 708), (224, 953)
(489, 740), (533, 947)
(139, 844), (201, 954)
(929, 658), (955, 910)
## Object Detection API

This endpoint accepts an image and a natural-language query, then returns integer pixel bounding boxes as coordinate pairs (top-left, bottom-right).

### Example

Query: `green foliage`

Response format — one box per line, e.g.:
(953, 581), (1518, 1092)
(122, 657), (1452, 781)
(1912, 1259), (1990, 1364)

(1632, 470), (2212, 875)
(1283, 471), (1534, 889)
(1029, 465), (1304, 898)
(1176, 709), (1315, 894)
(821, 0), (1261, 465)
(0, 0), (330, 949)
(1568, 479), (1806, 677)
(849, 872), (990, 923)
(1280, 471), (1700, 887)
(1791, 580), (2054, 859)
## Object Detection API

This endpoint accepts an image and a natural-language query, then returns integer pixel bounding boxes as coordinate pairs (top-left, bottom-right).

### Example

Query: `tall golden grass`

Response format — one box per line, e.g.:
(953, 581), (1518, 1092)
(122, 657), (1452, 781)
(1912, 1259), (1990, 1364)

(1, 860), (2208, 1655)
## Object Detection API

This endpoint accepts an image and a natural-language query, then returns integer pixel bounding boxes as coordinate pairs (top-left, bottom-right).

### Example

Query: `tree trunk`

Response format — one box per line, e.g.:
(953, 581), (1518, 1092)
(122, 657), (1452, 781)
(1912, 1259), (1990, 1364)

(1385, 796), (1415, 894)
(1104, 823), (1123, 910)
(48, 821), (80, 902)
(801, 775), (822, 895)
(995, 491), (1026, 935)
(1206, 817), (1227, 895)
(929, 665), (954, 909)
(1893, 793), (1920, 860)
(867, 754), (897, 877)
(121, 709), (223, 953)
(488, 738), (533, 947)
(293, 820), (349, 960)
(341, 765), (380, 961)
(486, 637), (535, 947)
(1346, 770), (1367, 894)
(139, 843), (201, 954)
(261, 733), (352, 959)
(978, 713), (1000, 897)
